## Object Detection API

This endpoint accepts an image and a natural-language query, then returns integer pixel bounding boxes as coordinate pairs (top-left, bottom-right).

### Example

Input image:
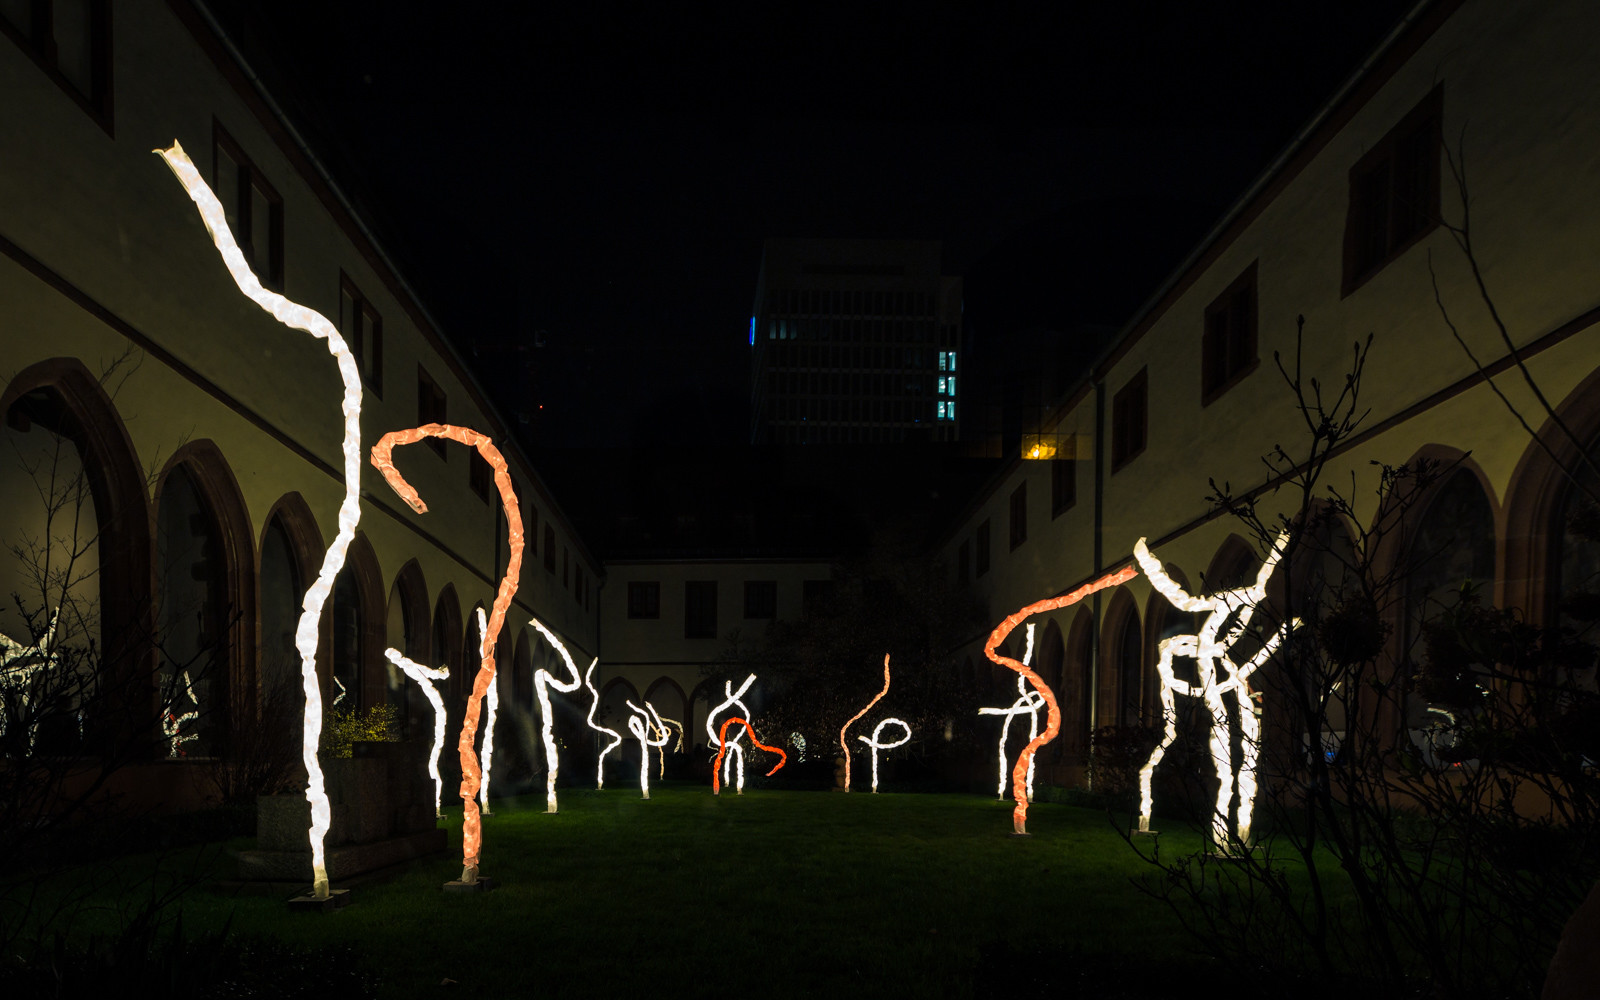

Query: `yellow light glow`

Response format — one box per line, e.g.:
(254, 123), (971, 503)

(706, 675), (756, 793)
(625, 699), (669, 799)
(855, 717), (911, 793)
(839, 654), (892, 793)
(157, 141), (357, 899)
(527, 618), (584, 813)
(384, 648), (450, 816)
(1132, 531), (1299, 850)
(583, 658), (624, 789)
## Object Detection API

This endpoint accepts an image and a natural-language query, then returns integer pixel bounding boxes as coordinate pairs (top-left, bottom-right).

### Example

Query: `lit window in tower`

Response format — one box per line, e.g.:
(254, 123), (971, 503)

(948, 376), (956, 396)
(938, 377), (947, 396)
(937, 401), (947, 419)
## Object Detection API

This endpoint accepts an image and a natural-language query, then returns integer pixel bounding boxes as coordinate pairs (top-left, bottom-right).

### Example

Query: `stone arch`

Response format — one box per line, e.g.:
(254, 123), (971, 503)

(328, 531), (385, 713)
(1100, 587), (1142, 728)
(1063, 606), (1095, 755)
(257, 492), (322, 728)
(644, 676), (689, 731)
(599, 676), (640, 728)
(1035, 617), (1066, 760)
(385, 558), (430, 737)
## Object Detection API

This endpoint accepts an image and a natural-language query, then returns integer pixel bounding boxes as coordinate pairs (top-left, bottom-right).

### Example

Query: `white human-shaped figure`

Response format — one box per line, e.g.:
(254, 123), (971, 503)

(0, 610), (60, 750)
(625, 699), (670, 799)
(384, 648), (450, 817)
(1133, 530), (1300, 851)
(855, 717), (911, 793)
(706, 674), (756, 793)
(977, 623), (1043, 802)
(583, 660), (625, 789)
(528, 618), (585, 813)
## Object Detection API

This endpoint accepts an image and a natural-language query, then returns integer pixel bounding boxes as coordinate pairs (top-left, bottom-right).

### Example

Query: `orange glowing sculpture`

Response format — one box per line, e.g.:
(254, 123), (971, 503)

(839, 654), (892, 793)
(712, 716), (787, 795)
(371, 424), (523, 884)
(984, 566), (1138, 835)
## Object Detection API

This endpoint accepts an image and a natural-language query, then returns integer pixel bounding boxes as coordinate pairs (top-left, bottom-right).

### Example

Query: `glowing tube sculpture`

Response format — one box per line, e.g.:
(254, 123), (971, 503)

(528, 618), (584, 812)
(332, 676), (348, 708)
(979, 675), (1045, 803)
(1, 611), (60, 750)
(985, 566), (1138, 835)
(158, 141), (361, 899)
(654, 715), (684, 779)
(473, 609), (499, 816)
(625, 699), (669, 799)
(706, 674), (756, 791)
(162, 670), (200, 758)
(839, 654), (892, 792)
(856, 717), (911, 793)
(383, 648), (450, 816)
(1132, 531), (1298, 850)
(583, 659), (625, 789)
(370, 424), (524, 884)
(712, 716), (787, 795)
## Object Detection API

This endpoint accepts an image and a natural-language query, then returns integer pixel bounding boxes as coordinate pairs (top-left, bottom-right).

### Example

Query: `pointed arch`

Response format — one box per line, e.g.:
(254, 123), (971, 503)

(644, 676), (689, 728)
(1100, 587), (1142, 728)
(1035, 617), (1066, 760)
(1063, 606), (1095, 755)
(257, 491), (322, 722)
(385, 558), (430, 737)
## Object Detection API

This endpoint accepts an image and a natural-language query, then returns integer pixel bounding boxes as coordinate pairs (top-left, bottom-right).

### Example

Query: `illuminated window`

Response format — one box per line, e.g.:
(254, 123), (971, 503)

(744, 580), (777, 619)
(627, 581), (660, 619)
(416, 366), (447, 457)
(213, 123), (284, 291)
(939, 353), (948, 371)
(976, 519), (991, 577)
(946, 376), (956, 396)
(1009, 482), (1027, 551)
(946, 401), (956, 422)
(937, 401), (947, 419)
(1343, 86), (1442, 295)
(1111, 367), (1147, 472)
(0, 0), (112, 130)
(339, 273), (383, 397)
(685, 581), (718, 639)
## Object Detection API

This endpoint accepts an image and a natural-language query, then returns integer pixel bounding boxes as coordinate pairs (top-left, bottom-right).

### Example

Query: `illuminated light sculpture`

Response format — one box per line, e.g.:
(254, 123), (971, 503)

(370, 425), (524, 885)
(839, 654), (893, 793)
(383, 648), (450, 817)
(654, 714), (684, 779)
(331, 676), (348, 708)
(583, 659), (625, 789)
(711, 716), (787, 795)
(625, 699), (669, 798)
(528, 618), (585, 812)
(706, 674), (757, 792)
(790, 731), (807, 762)
(473, 609), (499, 816)
(978, 625), (1045, 802)
(0, 610), (60, 751)
(1132, 531), (1300, 851)
(162, 670), (201, 758)
(985, 566), (1139, 835)
(855, 717), (911, 793)
(158, 141), (362, 899)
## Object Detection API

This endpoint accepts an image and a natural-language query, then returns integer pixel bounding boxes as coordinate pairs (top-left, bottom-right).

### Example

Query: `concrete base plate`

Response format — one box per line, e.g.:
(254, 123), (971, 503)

(443, 877), (496, 893)
(288, 888), (351, 912)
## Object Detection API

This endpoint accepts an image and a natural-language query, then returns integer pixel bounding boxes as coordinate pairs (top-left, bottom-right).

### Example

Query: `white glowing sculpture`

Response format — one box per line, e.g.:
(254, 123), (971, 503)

(706, 674), (756, 791)
(790, 732), (807, 761)
(158, 141), (359, 899)
(162, 670), (201, 758)
(979, 675), (1045, 803)
(840, 655), (892, 792)
(383, 648), (450, 817)
(1133, 531), (1300, 850)
(528, 618), (584, 813)
(0, 610), (60, 751)
(855, 717), (911, 793)
(654, 714), (684, 779)
(583, 659), (624, 790)
(473, 609), (499, 815)
(625, 699), (669, 799)
(712, 716), (787, 794)
(332, 676), (348, 709)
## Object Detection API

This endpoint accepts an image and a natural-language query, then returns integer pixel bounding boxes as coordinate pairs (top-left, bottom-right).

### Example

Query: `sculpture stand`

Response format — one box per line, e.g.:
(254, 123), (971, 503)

(443, 877), (496, 893)
(288, 888), (351, 912)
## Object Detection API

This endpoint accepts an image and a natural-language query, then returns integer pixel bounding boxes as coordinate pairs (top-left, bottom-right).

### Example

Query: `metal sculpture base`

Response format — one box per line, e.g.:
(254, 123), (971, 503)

(288, 888), (351, 912)
(443, 876), (496, 893)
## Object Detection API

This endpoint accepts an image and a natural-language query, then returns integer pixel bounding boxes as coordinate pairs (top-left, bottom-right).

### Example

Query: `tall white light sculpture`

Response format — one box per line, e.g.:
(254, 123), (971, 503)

(979, 624), (1046, 802)
(158, 142), (360, 900)
(162, 670), (201, 758)
(706, 674), (756, 791)
(625, 699), (669, 798)
(1132, 531), (1300, 851)
(371, 424), (524, 886)
(986, 567), (1138, 835)
(856, 717), (911, 793)
(839, 655), (892, 792)
(0, 610), (60, 751)
(654, 714), (684, 779)
(528, 618), (584, 813)
(383, 648), (450, 816)
(584, 659), (624, 789)
(473, 609), (499, 816)
(712, 716), (787, 794)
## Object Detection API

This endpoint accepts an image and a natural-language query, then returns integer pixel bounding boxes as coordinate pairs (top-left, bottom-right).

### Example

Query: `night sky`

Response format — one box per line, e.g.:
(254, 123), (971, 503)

(208, 1), (1412, 458)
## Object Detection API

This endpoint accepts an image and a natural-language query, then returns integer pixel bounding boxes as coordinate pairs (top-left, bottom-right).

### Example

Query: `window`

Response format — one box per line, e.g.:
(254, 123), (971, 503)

(0, 0), (112, 130)
(1202, 263), (1257, 404)
(1343, 86), (1442, 295)
(957, 540), (970, 583)
(544, 526), (556, 573)
(627, 581), (660, 619)
(468, 449), (492, 502)
(1111, 367), (1148, 472)
(339, 273), (383, 397)
(685, 581), (718, 639)
(976, 519), (991, 577)
(938, 350), (957, 372)
(417, 365), (448, 457)
(744, 580), (777, 620)
(1009, 482), (1027, 550)
(1051, 459), (1075, 517)
(574, 564), (585, 603)
(212, 123), (284, 291)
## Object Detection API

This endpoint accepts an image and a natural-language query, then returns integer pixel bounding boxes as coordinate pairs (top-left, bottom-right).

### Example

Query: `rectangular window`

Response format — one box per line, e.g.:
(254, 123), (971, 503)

(957, 539), (971, 583)
(976, 519), (991, 577)
(339, 273), (383, 397)
(1111, 367), (1148, 472)
(544, 526), (556, 573)
(744, 580), (777, 620)
(213, 123), (285, 291)
(0, 0), (112, 130)
(417, 366), (448, 458)
(1342, 86), (1442, 295)
(1009, 482), (1027, 550)
(1051, 459), (1075, 517)
(574, 564), (585, 603)
(627, 581), (660, 619)
(685, 581), (718, 639)
(1201, 262), (1257, 404)
(468, 449), (492, 502)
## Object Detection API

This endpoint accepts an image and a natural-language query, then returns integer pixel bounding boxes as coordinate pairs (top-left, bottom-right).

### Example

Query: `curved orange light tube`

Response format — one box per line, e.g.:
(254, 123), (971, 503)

(371, 424), (523, 882)
(712, 716), (787, 795)
(984, 566), (1137, 834)
(838, 654), (892, 793)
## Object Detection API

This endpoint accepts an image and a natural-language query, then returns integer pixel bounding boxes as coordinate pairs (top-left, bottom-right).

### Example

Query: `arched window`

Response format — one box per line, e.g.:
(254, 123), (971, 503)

(1557, 447), (1600, 640)
(259, 514), (302, 713)
(1117, 606), (1142, 727)
(386, 562), (429, 738)
(1068, 610), (1094, 752)
(330, 566), (362, 712)
(156, 465), (227, 756)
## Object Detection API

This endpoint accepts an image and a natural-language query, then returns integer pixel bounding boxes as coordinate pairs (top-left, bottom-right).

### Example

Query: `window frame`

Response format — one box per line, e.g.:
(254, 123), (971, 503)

(1110, 367), (1148, 473)
(976, 519), (991, 577)
(1008, 481), (1027, 551)
(1051, 457), (1075, 518)
(684, 580), (718, 639)
(0, 0), (113, 134)
(1341, 86), (1443, 296)
(212, 121), (285, 291)
(339, 271), (383, 398)
(743, 580), (777, 620)
(416, 365), (448, 458)
(627, 581), (660, 620)
(1200, 262), (1258, 406)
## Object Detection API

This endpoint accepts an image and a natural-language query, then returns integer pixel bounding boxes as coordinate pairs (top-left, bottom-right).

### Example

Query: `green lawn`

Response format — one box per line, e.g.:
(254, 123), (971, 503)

(38, 787), (1240, 998)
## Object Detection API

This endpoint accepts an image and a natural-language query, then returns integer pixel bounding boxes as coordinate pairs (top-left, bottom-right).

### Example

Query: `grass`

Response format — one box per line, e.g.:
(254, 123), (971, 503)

(25, 786), (1245, 998)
